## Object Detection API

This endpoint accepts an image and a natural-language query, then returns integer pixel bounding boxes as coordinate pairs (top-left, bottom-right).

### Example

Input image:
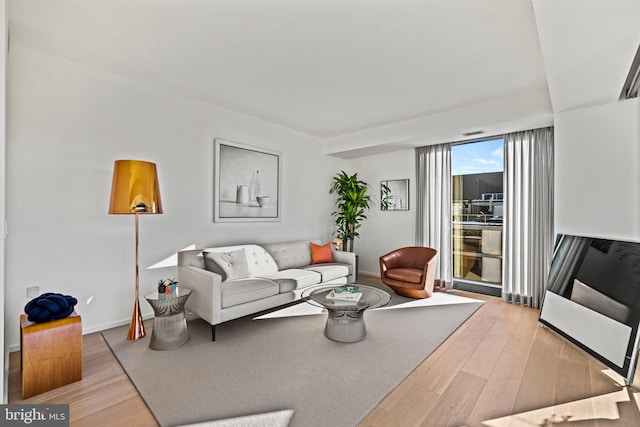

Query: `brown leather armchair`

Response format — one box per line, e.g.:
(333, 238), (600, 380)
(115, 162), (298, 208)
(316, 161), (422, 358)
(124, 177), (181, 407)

(379, 247), (438, 299)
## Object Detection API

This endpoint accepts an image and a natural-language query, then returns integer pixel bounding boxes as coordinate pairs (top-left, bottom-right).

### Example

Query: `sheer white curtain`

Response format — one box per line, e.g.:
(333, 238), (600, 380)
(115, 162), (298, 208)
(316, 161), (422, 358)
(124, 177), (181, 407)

(415, 143), (452, 288)
(503, 127), (555, 308)
(545, 234), (588, 297)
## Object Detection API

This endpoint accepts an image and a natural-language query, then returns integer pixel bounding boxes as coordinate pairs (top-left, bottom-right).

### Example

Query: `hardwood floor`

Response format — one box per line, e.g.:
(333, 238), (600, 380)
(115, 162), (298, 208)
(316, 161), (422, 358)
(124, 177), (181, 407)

(8, 332), (158, 426)
(9, 287), (640, 426)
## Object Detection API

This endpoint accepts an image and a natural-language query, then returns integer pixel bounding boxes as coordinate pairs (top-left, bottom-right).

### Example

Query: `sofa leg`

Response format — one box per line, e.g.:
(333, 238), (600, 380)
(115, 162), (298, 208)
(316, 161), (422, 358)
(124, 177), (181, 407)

(211, 324), (216, 341)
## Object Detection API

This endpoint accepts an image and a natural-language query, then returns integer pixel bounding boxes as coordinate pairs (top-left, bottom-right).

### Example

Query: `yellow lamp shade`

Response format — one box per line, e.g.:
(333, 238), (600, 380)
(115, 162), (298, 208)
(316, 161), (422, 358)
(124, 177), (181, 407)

(109, 160), (163, 214)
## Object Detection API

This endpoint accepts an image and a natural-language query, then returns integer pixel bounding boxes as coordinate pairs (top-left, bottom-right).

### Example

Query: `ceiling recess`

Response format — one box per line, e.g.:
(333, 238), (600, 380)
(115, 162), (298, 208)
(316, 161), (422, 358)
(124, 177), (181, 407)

(620, 45), (640, 100)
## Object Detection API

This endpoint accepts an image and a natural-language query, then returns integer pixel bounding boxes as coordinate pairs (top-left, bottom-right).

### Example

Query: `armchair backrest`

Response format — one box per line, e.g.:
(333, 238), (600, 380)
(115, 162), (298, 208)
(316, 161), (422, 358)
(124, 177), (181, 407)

(380, 246), (438, 270)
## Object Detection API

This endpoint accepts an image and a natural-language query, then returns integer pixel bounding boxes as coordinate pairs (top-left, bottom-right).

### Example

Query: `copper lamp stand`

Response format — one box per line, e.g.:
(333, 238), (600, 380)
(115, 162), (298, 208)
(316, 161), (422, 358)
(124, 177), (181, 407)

(127, 213), (146, 340)
(109, 159), (162, 341)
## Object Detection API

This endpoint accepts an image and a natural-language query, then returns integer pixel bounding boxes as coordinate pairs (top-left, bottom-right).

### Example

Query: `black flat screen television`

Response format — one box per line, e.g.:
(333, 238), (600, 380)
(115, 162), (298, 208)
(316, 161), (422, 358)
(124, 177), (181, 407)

(539, 234), (640, 384)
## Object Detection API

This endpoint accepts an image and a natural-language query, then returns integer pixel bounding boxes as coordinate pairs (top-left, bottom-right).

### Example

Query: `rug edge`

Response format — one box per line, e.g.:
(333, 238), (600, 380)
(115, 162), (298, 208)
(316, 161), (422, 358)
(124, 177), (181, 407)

(353, 300), (485, 425)
(100, 328), (161, 426)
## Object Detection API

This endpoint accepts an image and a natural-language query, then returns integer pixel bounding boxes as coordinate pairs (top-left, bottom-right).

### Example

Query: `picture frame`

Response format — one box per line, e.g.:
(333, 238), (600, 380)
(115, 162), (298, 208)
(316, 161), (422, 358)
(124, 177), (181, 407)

(214, 138), (281, 222)
(380, 179), (409, 211)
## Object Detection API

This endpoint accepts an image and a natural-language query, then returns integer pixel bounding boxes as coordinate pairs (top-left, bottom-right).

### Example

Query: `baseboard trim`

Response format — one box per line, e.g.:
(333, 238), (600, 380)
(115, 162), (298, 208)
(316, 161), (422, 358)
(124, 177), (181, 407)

(453, 280), (501, 297)
(358, 273), (382, 283)
(8, 314), (155, 353)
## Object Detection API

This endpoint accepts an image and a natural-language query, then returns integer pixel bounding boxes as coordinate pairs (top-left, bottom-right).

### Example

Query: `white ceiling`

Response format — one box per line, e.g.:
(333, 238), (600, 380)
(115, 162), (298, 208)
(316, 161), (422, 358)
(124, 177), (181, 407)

(7, 0), (640, 157)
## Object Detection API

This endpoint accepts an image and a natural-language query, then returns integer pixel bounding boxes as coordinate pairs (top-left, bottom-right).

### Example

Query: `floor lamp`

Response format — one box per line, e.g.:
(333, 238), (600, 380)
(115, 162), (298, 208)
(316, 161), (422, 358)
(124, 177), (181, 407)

(109, 160), (163, 340)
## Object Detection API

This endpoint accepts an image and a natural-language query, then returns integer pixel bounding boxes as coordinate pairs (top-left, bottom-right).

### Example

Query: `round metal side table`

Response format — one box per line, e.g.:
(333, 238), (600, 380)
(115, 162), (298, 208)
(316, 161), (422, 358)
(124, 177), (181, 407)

(144, 287), (192, 350)
(302, 284), (390, 343)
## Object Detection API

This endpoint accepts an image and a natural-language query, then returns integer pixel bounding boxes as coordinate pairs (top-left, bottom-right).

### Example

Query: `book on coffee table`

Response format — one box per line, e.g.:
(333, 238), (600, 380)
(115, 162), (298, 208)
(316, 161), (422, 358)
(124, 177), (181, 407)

(326, 287), (362, 302)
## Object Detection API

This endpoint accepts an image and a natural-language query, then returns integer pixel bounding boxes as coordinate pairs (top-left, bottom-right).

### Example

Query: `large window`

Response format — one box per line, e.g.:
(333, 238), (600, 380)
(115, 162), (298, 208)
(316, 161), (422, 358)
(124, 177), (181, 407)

(452, 138), (504, 290)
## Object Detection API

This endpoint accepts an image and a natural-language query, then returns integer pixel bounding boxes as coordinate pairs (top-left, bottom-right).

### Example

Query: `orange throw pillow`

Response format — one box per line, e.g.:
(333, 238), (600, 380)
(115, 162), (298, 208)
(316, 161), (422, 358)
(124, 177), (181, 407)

(310, 242), (335, 264)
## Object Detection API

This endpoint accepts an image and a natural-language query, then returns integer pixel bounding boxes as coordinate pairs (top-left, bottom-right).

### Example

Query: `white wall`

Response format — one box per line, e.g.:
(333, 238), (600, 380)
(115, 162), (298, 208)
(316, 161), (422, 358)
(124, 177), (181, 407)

(344, 149), (416, 275)
(352, 96), (640, 279)
(349, 98), (640, 277)
(555, 99), (640, 242)
(1, 0), (6, 404)
(4, 43), (345, 349)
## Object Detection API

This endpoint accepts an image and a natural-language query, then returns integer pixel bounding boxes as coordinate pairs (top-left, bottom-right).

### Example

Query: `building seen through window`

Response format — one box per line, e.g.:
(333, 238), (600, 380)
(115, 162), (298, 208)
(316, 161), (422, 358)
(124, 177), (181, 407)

(452, 138), (504, 290)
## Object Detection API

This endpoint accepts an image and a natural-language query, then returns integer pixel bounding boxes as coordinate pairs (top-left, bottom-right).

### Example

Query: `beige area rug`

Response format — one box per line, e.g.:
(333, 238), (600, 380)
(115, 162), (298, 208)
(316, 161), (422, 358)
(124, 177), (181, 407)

(102, 282), (483, 427)
(175, 409), (294, 427)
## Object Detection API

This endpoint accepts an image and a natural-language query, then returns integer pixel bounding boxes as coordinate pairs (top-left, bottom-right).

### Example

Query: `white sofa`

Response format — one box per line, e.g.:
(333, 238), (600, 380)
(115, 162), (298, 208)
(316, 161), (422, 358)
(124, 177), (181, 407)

(177, 240), (356, 340)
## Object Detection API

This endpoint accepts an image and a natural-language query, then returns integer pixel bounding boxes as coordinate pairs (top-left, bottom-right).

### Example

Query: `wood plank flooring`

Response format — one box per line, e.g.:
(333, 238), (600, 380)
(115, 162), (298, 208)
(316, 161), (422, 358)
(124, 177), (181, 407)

(9, 285), (640, 426)
(8, 332), (158, 426)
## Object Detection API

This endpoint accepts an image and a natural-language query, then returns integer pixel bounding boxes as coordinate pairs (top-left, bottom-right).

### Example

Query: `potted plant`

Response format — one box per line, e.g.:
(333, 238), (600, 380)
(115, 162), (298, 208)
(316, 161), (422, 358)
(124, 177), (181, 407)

(381, 181), (391, 211)
(167, 278), (178, 292)
(157, 278), (178, 294)
(330, 171), (372, 252)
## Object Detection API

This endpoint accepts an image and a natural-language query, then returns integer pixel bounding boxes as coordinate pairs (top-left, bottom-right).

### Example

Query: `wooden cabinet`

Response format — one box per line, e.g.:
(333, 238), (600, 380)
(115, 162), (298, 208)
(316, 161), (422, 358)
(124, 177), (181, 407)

(20, 312), (83, 398)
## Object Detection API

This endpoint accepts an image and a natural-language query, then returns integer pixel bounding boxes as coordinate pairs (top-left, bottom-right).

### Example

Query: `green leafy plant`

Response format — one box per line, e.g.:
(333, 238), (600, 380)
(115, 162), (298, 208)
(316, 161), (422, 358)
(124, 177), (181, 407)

(330, 171), (372, 252)
(157, 278), (178, 289)
(381, 182), (391, 211)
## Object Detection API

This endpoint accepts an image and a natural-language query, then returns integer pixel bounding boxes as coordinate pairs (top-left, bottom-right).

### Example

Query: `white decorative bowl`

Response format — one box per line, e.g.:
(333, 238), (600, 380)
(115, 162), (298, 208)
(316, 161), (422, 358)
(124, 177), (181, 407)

(256, 196), (270, 207)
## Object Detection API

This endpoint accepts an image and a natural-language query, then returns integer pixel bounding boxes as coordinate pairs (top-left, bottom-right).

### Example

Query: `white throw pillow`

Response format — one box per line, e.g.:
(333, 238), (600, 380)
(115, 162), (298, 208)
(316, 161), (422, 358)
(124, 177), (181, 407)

(203, 249), (249, 281)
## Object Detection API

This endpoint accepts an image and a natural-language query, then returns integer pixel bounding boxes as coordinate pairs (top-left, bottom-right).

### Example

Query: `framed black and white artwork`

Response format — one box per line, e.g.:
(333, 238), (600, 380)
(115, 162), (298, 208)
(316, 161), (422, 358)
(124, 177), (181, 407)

(214, 138), (281, 222)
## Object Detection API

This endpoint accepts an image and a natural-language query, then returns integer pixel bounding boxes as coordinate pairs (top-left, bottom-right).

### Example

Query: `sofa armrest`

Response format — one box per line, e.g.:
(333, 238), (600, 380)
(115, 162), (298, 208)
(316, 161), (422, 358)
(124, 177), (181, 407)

(178, 265), (223, 326)
(332, 250), (357, 283)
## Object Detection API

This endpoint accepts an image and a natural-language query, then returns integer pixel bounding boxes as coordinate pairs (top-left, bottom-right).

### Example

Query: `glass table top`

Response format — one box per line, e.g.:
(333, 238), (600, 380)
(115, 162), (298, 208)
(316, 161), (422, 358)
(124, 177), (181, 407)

(145, 286), (191, 302)
(301, 284), (390, 311)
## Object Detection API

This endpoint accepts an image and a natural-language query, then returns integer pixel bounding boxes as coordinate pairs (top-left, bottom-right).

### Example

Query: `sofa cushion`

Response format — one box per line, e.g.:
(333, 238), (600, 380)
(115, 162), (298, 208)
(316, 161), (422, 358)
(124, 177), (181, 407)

(310, 242), (335, 264)
(386, 268), (423, 284)
(262, 241), (313, 270)
(271, 278), (298, 293)
(200, 245), (278, 278)
(304, 263), (350, 283)
(203, 249), (250, 281)
(260, 269), (321, 289)
(221, 278), (280, 308)
(242, 245), (279, 277)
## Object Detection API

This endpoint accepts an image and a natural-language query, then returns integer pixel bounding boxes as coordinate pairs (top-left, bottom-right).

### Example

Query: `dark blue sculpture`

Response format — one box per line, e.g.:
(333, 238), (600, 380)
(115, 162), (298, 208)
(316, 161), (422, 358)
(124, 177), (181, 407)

(24, 293), (78, 323)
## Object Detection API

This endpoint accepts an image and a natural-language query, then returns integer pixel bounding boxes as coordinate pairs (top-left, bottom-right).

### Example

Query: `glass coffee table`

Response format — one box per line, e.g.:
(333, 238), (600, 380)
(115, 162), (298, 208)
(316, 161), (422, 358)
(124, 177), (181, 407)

(301, 284), (390, 343)
(144, 287), (192, 350)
